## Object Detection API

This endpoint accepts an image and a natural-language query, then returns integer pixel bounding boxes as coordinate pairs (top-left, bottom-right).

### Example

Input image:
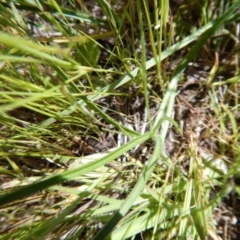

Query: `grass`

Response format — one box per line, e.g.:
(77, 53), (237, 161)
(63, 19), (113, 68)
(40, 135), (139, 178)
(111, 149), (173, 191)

(0, 0), (240, 239)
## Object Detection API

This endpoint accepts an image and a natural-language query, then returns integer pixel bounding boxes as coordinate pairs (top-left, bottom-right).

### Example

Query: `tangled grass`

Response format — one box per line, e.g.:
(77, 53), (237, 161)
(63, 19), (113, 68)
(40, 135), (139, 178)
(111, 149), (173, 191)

(0, 0), (239, 239)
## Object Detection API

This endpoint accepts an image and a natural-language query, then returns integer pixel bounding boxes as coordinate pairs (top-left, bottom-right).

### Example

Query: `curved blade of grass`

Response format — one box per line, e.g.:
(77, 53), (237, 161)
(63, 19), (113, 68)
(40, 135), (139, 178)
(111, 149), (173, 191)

(93, 135), (162, 240)
(0, 132), (151, 207)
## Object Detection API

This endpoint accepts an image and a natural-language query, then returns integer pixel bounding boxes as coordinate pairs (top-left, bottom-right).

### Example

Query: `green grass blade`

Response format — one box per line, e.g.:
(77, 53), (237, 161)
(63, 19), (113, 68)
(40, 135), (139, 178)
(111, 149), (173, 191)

(93, 135), (162, 240)
(0, 132), (151, 207)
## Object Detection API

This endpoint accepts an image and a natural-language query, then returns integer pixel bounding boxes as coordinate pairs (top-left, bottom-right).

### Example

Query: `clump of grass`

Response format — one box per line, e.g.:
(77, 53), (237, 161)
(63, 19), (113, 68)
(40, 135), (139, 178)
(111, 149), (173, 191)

(0, 0), (239, 239)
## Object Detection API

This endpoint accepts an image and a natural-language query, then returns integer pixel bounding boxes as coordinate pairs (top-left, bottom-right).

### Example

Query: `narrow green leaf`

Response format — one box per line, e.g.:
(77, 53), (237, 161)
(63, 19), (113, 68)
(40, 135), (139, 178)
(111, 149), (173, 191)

(94, 136), (162, 240)
(0, 132), (151, 207)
